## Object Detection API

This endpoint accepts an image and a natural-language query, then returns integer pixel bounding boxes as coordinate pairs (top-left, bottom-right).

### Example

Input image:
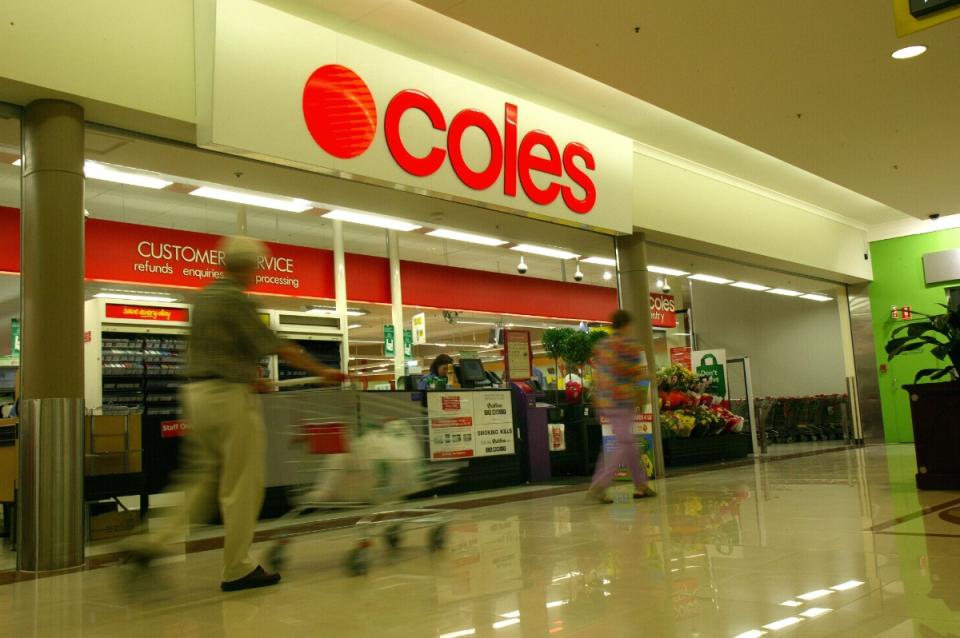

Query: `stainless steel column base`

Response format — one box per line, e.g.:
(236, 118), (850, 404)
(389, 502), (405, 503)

(17, 397), (85, 573)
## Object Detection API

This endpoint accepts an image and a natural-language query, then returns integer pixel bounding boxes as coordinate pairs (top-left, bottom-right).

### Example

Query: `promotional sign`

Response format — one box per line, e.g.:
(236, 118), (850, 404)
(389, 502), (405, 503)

(503, 329), (533, 381)
(104, 304), (190, 323)
(670, 346), (692, 369)
(412, 312), (427, 345)
(160, 420), (190, 439)
(403, 329), (413, 358)
(473, 391), (515, 457)
(548, 423), (566, 452)
(649, 293), (677, 328)
(427, 392), (475, 460)
(197, 0), (634, 233)
(693, 349), (728, 398)
(10, 319), (19, 357)
(384, 325), (396, 357)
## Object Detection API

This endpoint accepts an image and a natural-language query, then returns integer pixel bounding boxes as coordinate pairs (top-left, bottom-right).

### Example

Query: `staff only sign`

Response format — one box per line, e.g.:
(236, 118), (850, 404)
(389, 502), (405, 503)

(85, 219), (334, 298)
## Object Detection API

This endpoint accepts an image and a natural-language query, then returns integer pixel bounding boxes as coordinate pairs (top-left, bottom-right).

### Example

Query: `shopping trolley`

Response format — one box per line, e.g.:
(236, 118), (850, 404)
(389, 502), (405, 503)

(259, 381), (461, 576)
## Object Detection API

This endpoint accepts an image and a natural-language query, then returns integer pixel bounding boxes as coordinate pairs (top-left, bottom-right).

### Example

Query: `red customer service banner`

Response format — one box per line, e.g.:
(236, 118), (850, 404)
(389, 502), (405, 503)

(85, 219), (335, 298)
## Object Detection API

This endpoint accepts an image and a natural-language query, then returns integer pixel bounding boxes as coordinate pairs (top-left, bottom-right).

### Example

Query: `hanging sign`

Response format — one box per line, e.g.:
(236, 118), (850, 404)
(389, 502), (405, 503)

(384, 324), (396, 357)
(403, 329), (413, 358)
(10, 319), (19, 357)
(503, 329), (533, 381)
(412, 313), (427, 345)
(693, 349), (728, 397)
(649, 293), (677, 328)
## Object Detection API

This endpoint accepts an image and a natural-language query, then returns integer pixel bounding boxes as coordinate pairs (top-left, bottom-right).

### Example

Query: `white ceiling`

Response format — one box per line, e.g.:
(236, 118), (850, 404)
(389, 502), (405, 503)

(411, 0), (960, 220)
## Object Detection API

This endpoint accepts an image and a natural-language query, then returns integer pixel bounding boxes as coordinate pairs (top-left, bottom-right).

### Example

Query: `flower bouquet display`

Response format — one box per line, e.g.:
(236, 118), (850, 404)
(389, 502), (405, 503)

(656, 365), (744, 439)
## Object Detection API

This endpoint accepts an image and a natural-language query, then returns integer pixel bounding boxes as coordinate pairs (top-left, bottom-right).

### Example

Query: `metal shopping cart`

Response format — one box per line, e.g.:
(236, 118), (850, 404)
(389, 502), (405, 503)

(260, 382), (461, 576)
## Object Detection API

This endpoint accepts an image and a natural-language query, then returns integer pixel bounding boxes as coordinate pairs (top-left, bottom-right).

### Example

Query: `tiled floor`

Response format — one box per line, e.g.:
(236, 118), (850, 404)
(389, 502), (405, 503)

(4, 444), (960, 637)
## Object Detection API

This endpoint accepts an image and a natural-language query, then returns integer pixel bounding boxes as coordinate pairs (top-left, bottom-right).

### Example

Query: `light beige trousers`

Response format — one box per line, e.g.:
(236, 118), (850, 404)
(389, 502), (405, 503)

(145, 380), (266, 582)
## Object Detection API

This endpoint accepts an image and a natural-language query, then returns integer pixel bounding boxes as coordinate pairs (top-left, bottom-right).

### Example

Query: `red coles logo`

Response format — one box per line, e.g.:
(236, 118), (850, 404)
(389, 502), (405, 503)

(301, 65), (597, 214)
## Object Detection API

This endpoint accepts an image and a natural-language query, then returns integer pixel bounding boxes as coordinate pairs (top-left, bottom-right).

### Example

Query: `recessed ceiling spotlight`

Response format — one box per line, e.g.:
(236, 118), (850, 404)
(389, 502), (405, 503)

(603, 270), (613, 281)
(892, 45), (927, 60)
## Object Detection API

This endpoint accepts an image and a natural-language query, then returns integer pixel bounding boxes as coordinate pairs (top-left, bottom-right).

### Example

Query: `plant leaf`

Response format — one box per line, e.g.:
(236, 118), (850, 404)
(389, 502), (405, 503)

(915, 366), (957, 383)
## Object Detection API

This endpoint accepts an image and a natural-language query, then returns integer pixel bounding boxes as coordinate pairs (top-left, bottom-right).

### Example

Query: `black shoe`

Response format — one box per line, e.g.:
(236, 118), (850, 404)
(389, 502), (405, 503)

(220, 566), (281, 592)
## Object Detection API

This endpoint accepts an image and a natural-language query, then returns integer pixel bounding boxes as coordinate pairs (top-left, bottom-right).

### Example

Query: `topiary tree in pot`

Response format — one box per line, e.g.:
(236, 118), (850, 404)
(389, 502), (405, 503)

(885, 304), (960, 490)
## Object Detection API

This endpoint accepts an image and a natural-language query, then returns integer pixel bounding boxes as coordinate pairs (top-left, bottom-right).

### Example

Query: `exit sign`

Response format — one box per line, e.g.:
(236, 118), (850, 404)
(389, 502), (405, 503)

(910, 0), (960, 17)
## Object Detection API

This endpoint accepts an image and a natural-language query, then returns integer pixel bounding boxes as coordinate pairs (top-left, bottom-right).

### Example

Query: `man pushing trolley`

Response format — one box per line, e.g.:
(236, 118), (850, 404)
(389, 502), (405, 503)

(124, 235), (345, 592)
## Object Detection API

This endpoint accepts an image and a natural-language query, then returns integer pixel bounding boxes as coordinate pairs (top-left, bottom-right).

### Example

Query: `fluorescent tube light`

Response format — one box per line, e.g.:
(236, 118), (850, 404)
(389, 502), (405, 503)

(800, 608), (832, 618)
(323, 209), (421, 231)
(767, 288), (803, 297)
(762, 617), (803, 631)
(689, 274), (733, 285)
(545, 600), (569, 609)
(830, 580), (864, 591)
(439, 630), (476, 638)
(731, 282), (771, 291)
(499, 611), (521, 619)
(797, 589), (833, 601)
(426, 228), (507, 246)
(94, 292), (176, 303)
(510, 244), (580, 260)
(85, 161), (173, 189)
(190, 186), (312, 213)
(647, 265), (689, 276)
(779, 600), (803, 607)
(733, 632), (767, 638)
(581, 256), (617, 266)
(491, 619), (520, 630)
(347, 323), (362, 329)
(801, 294), (833, 302)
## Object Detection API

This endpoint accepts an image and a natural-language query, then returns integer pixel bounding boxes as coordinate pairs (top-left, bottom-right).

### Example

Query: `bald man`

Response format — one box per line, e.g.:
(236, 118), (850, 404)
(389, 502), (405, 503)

(127, 236), (344, 591)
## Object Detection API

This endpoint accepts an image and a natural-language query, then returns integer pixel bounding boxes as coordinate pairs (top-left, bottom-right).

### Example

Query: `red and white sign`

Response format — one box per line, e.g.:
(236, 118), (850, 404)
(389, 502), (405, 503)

(197, 0), (633, 233)
(105, 304), (190, 323)
(650, 293), (677, 328)
(427, 392), (475, 460)
(86, 219), (334, 299)
(160, 420), (190, 438)
(670, 346), (693, 369)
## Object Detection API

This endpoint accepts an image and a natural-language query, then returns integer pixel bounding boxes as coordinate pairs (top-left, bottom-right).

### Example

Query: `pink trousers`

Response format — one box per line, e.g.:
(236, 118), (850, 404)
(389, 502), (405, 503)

(591, 406), (648, 490)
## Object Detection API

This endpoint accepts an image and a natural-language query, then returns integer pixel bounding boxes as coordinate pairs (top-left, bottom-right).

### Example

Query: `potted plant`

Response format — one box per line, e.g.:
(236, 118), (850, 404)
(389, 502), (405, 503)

(886, 304), (960, 489)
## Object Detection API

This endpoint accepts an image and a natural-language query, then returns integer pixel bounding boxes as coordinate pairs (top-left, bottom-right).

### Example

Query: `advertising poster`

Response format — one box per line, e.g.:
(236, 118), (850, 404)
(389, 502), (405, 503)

(503, 329), (533, 381)
(693, 348), (728, 397)
(412, 312), (427, 345)
(670, 346), (692, 369)
(473, 391), (515, 457)
(548, 423), (566, 451)
(427, 392), (475, 460)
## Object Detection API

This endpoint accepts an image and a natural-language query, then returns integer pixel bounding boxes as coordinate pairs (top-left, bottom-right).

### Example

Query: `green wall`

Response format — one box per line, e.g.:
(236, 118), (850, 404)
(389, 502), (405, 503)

(869, 228), (960, 442)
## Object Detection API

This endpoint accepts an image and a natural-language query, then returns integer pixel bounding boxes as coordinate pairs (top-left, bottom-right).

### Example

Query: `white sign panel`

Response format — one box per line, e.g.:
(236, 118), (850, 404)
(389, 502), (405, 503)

(197, 0), (634, 233)
(412, 312), (427, 345)
(427, 392), (475, 460)
(473, 391), (515, 458)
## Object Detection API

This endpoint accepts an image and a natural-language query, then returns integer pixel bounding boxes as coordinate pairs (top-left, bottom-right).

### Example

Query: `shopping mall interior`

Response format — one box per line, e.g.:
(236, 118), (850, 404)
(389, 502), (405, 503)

(1, 1), (960, 637)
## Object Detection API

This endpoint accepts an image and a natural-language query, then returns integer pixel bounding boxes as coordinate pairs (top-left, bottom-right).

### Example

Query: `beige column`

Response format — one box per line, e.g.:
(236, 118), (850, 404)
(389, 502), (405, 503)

(18, 100), (86, 571)
(615, 232), (666, 478)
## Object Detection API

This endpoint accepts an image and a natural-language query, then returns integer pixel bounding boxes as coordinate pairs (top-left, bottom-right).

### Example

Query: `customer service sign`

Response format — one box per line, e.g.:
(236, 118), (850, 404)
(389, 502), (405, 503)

(196, 0), (633, 233)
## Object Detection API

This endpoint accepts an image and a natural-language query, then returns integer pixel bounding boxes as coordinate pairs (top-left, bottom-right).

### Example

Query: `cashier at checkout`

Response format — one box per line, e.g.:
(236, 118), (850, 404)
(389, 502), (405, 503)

(419, 354), (453, 391)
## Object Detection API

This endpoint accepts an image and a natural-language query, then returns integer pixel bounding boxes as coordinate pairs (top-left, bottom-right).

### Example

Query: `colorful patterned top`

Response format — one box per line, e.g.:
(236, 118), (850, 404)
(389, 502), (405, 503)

(592, 331), (646, 409)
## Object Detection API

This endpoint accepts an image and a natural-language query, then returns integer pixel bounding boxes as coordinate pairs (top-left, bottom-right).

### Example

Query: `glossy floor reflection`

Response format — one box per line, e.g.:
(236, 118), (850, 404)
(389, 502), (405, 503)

(4, 444), (960, 637)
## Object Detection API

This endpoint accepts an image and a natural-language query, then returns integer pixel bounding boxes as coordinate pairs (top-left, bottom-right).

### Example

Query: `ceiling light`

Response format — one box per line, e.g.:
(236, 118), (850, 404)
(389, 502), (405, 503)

(190, 185), (312, 213)
(830, 580), (864, 591)
(797, 589), (833, 601)
(733, 632), (767, 638)
(323, 209), (420, 231)
(892, 45), (927, 60)
(689, 274), (733, 285)
(84, 161), (173, 189)
(545, 600), (569, 609)
(800, 608), (832, 619)
(647, 265), (689, 276)
(500, 611), (521, 619)
(582, 256), (616, 267)
(731, 282), (771, 291)
(347, 323), (362, 329)
(439, 630), (476, 638)
(426, 228), (507, 246)
(94, 292), (177, 303)
(511, 244), (580, 260)
(492, 618), (520, 630)
(12, 158), (21, 166)
(762, 617), (803, 631)
(780, 600), (803, 607)
(767, 288), (803, 297)
(801, 294), (833, 302)
(603, 270), (613, 281)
